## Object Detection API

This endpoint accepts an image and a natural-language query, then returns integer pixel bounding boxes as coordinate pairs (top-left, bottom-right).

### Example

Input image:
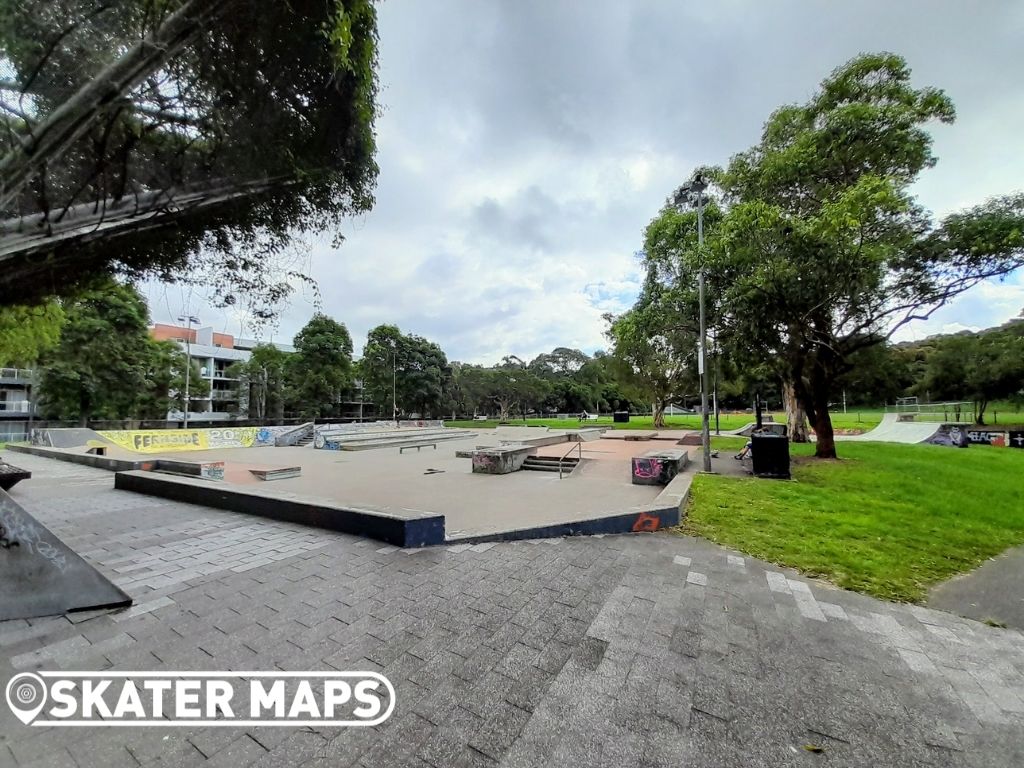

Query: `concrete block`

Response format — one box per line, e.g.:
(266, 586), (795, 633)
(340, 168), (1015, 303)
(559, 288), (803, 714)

(631, 449), (688, 486)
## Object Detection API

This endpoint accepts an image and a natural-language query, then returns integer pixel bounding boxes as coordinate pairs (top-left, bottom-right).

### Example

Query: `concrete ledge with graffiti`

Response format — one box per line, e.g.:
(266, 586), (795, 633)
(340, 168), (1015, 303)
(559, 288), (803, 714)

(27, 425), (295, 453)
(97, 426), (292, 453)
(924, 424), (971, 448)
(631, 449), (689, 486)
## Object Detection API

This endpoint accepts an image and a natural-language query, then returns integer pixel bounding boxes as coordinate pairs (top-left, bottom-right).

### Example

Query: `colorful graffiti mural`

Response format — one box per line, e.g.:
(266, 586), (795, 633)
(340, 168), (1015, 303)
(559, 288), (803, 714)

(96, 426), (288, 454)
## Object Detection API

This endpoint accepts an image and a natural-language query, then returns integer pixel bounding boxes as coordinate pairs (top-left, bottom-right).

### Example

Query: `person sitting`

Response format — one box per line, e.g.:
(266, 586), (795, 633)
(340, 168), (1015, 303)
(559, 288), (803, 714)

(734, 439), (753, 460)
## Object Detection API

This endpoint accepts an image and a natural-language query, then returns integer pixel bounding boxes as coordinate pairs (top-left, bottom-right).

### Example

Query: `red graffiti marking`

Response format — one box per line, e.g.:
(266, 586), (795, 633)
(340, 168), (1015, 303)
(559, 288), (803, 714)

(632, 512), (660, 532)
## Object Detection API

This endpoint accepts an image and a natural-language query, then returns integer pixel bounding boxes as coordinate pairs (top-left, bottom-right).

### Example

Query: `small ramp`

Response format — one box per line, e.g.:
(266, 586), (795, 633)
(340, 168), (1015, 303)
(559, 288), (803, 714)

(30, 427), (112, 450)
(0, 490), (131, 621)
(836, 413), (949, 444)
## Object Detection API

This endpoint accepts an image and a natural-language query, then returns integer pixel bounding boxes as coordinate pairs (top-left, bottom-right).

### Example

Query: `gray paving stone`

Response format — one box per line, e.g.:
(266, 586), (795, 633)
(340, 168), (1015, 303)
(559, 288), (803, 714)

(2, 452), (1023, 767)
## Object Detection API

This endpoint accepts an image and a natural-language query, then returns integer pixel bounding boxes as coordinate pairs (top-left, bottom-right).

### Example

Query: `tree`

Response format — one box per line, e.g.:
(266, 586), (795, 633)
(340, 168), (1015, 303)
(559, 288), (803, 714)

(37, 280), (159, 423)
(446, 362), (491, 418)
(0, 302), (64, 366)
(230, 344), (289, 421)
(0, 0), (380, 312)
(137, 340), (209, 420)
(647, 53), (1024, 457)
(605, 277), (698, 429)
(360, 324), (452, 418)
(482, 359), (549, 423)
(287, 313), (353, 418)
(916, 330), (1024, 424)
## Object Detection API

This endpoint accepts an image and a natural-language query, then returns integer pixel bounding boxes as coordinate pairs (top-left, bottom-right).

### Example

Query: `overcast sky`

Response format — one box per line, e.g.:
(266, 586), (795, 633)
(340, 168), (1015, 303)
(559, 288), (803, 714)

(147, 0), (1024, 363)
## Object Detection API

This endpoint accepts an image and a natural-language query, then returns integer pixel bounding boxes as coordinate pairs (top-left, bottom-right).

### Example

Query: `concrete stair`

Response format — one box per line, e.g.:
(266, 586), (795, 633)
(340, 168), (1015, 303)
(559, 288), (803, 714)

(522, 455), (581, 474)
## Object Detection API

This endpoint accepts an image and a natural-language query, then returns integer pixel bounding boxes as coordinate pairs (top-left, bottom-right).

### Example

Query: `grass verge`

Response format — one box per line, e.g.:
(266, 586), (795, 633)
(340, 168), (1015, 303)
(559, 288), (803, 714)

(444, 411), (883, 432)
(683, 439), (1024, 602)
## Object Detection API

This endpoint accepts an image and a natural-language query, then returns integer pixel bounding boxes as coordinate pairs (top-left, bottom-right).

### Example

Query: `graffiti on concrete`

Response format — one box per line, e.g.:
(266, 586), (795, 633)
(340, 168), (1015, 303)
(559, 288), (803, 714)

(0, 494), (68, 572)
(200, 462), (226, 481)
(632, 457), (663, 480)
(925, 425), (970, 448)
(632, 512), (661, 532)
(472, 454), (498, 473)
(1009, 431), (1024, 449)
(966, 430), (1007, 446)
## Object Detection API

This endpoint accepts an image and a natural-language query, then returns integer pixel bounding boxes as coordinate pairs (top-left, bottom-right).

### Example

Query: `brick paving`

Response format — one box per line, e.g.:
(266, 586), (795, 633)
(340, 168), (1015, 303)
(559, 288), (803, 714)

(1, 452), (1023, 767)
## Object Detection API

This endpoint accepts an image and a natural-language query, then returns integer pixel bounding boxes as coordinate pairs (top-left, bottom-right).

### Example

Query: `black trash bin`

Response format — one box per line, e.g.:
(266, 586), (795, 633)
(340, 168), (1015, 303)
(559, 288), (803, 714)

(751, 433), (790, 479)
(613, 411), (630, 423)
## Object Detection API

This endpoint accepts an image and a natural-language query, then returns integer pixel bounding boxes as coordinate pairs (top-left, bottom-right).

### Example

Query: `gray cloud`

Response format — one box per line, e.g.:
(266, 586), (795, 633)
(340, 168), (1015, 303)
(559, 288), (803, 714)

(148, 0), (1024, 363)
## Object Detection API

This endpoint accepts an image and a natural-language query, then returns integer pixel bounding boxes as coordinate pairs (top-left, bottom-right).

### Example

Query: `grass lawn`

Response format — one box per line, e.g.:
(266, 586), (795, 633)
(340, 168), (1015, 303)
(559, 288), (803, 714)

(444, 411), (885, 432)
(683, 438), (1024, 602)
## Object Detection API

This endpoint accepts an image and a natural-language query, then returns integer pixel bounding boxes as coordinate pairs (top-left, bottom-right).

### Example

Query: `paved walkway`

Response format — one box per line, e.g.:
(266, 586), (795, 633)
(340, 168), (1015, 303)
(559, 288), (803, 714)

(1, 453), (1022, 767)
(929, 546), (1024, 631)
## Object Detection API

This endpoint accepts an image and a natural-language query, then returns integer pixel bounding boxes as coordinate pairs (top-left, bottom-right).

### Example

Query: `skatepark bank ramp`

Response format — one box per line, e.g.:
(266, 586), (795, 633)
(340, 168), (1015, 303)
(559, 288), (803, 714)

(0, 489), (131, 620)
(835, 413), (969, 444)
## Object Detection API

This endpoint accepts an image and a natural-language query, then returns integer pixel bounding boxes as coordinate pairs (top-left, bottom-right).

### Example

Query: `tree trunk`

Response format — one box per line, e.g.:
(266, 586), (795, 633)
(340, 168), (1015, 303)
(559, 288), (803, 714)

(976, 399), (988, 426)
(782, 380), (810, 442)
(652, 399), (666, 429)
(810, 389), (837, 459)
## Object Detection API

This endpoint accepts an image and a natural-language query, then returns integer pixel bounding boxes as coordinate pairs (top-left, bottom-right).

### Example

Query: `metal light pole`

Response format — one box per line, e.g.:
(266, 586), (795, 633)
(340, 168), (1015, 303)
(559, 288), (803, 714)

(392, 350), (397, 423)
(674, 176), (712, 472)
(177, 314), (199, 428)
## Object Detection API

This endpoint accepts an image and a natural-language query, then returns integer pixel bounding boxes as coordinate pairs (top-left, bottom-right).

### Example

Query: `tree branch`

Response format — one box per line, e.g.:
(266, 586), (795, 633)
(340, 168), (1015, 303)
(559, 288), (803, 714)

(0, 0), (237, 209)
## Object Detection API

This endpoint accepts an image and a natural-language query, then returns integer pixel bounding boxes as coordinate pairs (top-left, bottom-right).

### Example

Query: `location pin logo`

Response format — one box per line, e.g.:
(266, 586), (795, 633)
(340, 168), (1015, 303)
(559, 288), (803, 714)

(6, 673), (47, 725)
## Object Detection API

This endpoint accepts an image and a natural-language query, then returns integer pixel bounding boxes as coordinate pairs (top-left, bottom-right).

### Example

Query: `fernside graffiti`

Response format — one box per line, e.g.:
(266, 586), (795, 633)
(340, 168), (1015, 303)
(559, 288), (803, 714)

(97, 426), (290, 454)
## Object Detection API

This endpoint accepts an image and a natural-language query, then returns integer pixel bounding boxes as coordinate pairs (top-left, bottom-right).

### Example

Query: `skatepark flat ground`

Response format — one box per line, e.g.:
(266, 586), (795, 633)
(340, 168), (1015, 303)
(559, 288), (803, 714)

(73, 433), (668, 539)
(2, 453), (1023, 767)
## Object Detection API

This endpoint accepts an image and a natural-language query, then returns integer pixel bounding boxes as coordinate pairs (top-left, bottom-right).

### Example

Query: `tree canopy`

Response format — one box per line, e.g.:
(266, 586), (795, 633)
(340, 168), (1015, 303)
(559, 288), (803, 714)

(287, 313), (354, 418)
(0, 0), (380, 312)
(35, 279), (201, 422)
(0, 301), (64, 366)
(361, 324), (451, 419)
(640, 53), (1024, 456)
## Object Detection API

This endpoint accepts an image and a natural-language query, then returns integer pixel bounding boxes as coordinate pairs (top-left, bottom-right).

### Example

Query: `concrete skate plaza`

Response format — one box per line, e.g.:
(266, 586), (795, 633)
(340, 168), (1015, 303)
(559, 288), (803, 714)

(67, 429), (688, 541)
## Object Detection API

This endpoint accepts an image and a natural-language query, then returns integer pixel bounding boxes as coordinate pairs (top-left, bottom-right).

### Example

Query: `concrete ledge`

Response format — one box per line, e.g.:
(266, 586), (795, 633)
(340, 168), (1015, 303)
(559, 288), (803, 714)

(450, 504), (684, 544)
(249, 467), (302, 481)
(8, 443), (157, 472)
(156, 459), (225, 481)
(0, 461), (31, 491)
(470, 444), (537, 474)
(114, 471), (446, 548)
(631, 449), (689, 486)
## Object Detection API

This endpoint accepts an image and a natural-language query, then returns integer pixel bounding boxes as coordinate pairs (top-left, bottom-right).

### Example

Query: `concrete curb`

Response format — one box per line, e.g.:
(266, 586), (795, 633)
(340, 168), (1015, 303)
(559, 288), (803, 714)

(114, 471), (446, 548)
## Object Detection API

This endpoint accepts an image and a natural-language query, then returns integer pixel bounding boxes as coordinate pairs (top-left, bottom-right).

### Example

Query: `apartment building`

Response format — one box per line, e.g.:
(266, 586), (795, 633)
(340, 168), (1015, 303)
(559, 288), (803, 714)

(150, 324), (295, 422)
(0, 367), (34, 417)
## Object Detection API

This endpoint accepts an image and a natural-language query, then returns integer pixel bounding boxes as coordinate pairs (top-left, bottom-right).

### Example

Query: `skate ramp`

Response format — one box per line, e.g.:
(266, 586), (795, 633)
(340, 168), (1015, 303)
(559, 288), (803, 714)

(836, 413), (951, 444)
(31, 427), (111, 450)
(0, 489), (131, 620)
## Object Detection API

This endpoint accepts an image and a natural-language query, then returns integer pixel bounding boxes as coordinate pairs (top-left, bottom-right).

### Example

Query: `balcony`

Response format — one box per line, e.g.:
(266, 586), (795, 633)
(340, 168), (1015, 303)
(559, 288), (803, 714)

(0, 399), (33, 415)
(0, 368), (33, 385)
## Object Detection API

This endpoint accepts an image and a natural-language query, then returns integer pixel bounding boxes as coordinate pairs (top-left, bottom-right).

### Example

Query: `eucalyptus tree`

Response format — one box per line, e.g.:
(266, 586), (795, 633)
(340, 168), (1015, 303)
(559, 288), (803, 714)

(643, 53), (1024, 457)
